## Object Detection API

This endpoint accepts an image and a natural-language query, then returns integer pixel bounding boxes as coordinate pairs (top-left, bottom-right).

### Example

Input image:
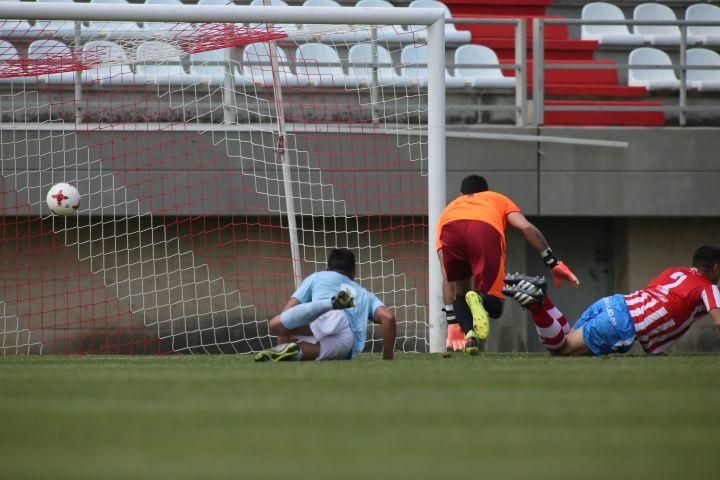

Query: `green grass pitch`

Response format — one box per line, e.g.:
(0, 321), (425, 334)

(1, 353), (719, 480)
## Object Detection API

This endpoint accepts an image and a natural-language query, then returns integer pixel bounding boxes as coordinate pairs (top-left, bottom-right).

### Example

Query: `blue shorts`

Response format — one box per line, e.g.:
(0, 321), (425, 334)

(572, 294), (636, 356)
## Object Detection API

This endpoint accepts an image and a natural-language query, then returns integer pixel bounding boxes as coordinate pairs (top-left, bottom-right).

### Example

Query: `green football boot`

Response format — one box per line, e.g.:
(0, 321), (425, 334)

(331, 290), (354, 309)
(464, 329), (481, 356)
(254, 342), (299, 362)
(465, 291), (490, 340)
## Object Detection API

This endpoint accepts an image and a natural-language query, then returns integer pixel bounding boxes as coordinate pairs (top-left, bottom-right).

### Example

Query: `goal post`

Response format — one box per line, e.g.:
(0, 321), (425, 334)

(0, 3), (446, 354)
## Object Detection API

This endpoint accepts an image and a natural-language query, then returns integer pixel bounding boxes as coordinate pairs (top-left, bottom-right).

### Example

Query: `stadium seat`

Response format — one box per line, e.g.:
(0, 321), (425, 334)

(249, 0), (300, 34)
(0, 0), (44, 38)
(454, 44), (515, 88)
(189, 50), (226, 86)
(687, 47), (720, 90)
(28, 39), (78, 84)
(242, 42), (309, 87)
(135, 41), (190, 85)
(197, 0), (235, 4)
(347, 43), (404, 86)
(633, 3), (695, 46)
(303, 0), (368, 42)
(83, 0), (142, 37)
(0, 40), (35, 84)
(628, 47), (680, 90)
(83, 40), (143, 85)
(303, 0), (339, 6)
(35, 0), (80, 39)
(145, 0), (195, 33)
(400, 44), (466, 88)
(189, 50), (237, 87)
(408, 0), (471, 44)
(356, 0), (414, 43)
(296, 43), (359, 87)
(0, 19), (36, 38)
(581, 2), (644, 45)
(686, 3), (720, 46)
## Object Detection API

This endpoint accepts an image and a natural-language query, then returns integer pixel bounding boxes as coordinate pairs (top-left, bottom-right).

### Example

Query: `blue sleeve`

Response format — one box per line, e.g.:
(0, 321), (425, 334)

(368, 294), (385, 320)
(291, 274), (315, 303)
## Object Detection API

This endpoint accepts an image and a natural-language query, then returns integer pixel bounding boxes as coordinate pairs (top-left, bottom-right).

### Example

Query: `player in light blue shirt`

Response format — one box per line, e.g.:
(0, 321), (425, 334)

(254, 249), (396, 362)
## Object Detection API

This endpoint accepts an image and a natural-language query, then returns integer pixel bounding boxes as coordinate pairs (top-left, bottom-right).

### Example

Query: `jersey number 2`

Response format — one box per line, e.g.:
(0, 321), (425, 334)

(657, 271), (688, 294)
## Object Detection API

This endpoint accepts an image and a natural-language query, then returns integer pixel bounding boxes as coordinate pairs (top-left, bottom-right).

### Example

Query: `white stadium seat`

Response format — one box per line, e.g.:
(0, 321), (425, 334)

(687, 47), (720, 90)
(400, 44), (466, 88)
(303, 0), (368, 42)
(633, 3), (695, 46)
(356, 0), (414, 43)
(348, 43), (404, 86)
(84, 0), (142, 37)
(628, 47), (680, 90)
(0, 40), (35, 84)
(189, 50), (229, 87)
(303, 0), (338, 6)
(191, 48), (254, 87)
(35, 0), (80, 38)
(135, 41), (189, 85)
(249, 0), (300, 34)
(409, 0), (471, 44)
(197, 0), (235, 4)
(454, 44), (515, 88)
(242, 42), (309, 87)
(144, 0), (195, 33)
(83, 40), (143, 85)
(0, 0), (45, 38)
(296, 43), (359, 87)
(28, 39), (77, 84)
(686, 3), (720, 46)
(581, 2), (644, 45)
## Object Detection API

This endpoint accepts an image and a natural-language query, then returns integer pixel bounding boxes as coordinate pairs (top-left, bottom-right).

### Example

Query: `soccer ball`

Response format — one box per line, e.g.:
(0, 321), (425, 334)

(46, 183), (80, 216)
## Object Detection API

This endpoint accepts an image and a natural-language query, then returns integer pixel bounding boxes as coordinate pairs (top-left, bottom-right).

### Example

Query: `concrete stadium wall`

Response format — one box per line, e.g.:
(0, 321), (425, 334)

(2, 124), (720, 353)
(4, 125), (716, 217)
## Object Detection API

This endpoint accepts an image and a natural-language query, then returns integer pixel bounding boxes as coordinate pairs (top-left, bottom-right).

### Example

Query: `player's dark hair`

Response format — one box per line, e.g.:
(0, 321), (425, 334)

(692, 245), (720, 269)
(327, 248), (355, 277)
(460, 175), (489, 195)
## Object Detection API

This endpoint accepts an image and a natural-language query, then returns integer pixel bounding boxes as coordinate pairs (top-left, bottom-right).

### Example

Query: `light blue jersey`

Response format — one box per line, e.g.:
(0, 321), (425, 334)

(291, 270), (384, 357)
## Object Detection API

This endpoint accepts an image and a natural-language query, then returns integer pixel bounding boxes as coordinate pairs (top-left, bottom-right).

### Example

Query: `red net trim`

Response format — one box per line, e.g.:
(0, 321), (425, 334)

(0, 23), (287, 79)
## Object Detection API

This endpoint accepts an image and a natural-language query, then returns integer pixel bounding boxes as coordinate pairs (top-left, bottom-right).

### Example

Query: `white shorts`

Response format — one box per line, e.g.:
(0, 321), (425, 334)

(296, 310), (354, 360)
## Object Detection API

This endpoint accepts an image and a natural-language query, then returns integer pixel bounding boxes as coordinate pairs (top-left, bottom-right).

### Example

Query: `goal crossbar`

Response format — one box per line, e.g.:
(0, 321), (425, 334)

(0, 4), (444, 26)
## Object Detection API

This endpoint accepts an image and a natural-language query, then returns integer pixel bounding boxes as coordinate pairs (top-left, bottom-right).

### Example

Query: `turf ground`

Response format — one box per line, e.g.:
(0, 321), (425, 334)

(1, 354), (719, 480)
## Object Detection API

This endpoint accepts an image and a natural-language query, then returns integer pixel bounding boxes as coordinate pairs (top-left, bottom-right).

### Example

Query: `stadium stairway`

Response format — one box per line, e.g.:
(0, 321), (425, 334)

(445, 0), (666, 126)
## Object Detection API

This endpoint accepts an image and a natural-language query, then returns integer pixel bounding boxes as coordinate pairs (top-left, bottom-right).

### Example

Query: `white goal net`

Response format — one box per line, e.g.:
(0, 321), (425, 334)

(0, 3), (445, 354)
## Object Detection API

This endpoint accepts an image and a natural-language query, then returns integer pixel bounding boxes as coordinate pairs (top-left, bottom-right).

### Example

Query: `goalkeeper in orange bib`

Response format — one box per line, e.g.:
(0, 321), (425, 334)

(437, 175), (579, 354)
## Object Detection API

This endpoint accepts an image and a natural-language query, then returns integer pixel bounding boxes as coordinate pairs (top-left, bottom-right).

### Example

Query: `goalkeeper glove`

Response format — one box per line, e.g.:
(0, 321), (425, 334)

(551, 261), (579, 288)
(442, 306), (464, 352)
(542, 248), (580, 288)
(446, 323), (465, 352)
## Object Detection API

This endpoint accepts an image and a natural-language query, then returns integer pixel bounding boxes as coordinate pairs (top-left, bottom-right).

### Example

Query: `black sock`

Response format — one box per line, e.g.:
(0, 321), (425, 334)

(480, 294), (504, 319)
(453, 296), (473, 333)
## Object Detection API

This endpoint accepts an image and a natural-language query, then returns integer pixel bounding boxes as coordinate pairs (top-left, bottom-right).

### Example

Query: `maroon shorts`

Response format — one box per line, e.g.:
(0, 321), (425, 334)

(439, 219), (504, 296)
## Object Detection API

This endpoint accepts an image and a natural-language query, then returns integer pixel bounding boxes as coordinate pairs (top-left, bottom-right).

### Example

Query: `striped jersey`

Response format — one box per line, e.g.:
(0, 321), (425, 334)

(624, 267), (720, 355)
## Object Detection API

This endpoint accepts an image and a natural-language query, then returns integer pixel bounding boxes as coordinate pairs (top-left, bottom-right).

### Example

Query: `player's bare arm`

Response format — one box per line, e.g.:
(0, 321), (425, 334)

(373, 306), (396, 360)
(506, 212), (580, 288)
(506, 211), (550, 253)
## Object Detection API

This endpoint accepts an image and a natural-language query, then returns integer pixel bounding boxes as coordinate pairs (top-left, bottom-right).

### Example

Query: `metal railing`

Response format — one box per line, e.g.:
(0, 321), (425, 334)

(532, 18), (720, 126)
(5, 16), (720, 127)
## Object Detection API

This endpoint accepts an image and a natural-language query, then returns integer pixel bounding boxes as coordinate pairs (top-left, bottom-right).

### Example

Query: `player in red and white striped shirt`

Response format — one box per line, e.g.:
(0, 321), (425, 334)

(503, 245), (720, 356)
